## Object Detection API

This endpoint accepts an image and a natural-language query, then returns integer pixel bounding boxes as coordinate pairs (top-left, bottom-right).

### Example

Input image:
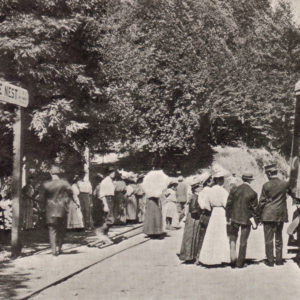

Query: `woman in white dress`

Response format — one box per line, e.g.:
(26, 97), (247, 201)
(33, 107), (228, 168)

(198, 174), (230, 266)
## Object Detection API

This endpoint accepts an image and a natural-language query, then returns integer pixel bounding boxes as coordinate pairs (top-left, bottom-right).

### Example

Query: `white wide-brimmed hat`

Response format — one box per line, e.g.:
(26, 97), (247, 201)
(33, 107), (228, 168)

(198, 171), (211, 184)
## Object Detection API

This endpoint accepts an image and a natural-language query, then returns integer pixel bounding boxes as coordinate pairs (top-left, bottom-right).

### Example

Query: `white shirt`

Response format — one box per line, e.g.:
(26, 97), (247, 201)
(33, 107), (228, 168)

(77, 180), (92, 194)
(198, 185), (229, 211)
(198, 186), (213, 211)
(99, 176), (115, 198)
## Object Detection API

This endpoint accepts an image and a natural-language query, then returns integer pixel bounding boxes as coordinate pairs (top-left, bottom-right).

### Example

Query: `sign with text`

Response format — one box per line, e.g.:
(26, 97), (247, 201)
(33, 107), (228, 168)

(0, 81), (29, 107)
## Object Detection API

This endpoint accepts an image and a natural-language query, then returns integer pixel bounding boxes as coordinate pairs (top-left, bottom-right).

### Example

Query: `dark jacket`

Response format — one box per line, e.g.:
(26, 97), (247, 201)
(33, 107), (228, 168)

(43, 179), (72, 224)
(257, 178), (289, 223)
(226, 183), (258, 225)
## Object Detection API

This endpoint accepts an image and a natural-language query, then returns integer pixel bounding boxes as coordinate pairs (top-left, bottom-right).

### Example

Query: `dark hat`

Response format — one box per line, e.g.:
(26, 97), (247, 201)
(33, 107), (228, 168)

(168, 180), (178, 188)
(264, 163), (277, 173)
(242, 173), (254, 181)
(191, 178), (201, 188)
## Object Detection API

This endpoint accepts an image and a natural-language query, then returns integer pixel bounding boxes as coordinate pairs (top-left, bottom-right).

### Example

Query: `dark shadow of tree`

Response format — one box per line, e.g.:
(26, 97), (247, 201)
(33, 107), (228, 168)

(0, 228), (96, 298)
(0, 261), (31, 299)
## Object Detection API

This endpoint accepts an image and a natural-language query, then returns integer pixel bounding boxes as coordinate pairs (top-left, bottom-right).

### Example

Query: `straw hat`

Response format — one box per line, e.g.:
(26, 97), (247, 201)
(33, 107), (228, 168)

(241, 172), (254, 181)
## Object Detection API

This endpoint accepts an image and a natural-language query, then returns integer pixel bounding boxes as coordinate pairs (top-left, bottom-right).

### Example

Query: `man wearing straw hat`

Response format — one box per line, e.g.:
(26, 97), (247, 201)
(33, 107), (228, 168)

(257, 163), (290, 267)
(226, 172), (258, 268)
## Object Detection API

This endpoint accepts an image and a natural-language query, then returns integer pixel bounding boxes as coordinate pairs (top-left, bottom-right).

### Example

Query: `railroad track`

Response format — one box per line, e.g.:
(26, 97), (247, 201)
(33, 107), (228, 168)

(23, 226), (149, 300)
(30, 224), (144, 256)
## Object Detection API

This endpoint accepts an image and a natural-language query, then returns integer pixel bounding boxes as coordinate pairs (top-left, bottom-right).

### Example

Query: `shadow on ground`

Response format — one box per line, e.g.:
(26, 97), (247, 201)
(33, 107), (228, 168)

(0, 228), (94, 259)
(0, 261), (31, 299)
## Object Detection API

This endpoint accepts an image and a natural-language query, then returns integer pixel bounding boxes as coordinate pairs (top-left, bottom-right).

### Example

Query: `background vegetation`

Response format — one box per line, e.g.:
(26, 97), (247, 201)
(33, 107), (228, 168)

(0, 0), (300, 177)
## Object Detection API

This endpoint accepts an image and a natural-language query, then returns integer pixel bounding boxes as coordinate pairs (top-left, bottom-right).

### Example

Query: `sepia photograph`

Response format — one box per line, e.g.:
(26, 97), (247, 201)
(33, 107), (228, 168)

(1, 0), (300, 299)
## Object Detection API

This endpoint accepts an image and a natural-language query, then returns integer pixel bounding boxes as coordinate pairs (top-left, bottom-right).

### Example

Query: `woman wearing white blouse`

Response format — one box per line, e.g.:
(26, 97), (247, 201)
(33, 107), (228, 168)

(197, 175), (230, 266)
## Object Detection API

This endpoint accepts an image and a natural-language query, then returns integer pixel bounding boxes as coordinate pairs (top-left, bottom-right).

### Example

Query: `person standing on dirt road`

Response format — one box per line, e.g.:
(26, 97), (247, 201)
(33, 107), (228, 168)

(97, 166), (116, 239)
(226, 173), (258, 268)
(257, 164), (290, 267)
(42, 172), (73, 256)
(176, 175), (188, 221)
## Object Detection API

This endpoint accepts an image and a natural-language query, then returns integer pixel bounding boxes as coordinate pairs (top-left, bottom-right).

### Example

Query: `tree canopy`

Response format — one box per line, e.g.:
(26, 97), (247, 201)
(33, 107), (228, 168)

(0, 0), (300, 175)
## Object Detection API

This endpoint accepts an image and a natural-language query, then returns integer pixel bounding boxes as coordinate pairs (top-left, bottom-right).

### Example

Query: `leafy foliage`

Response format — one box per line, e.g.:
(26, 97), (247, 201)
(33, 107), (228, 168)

(0, 0), (300, 175)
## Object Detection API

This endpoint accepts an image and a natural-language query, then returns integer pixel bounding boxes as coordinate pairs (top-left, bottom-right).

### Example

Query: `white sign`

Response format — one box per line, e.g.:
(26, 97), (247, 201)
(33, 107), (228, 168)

(0, 81), (29, 107)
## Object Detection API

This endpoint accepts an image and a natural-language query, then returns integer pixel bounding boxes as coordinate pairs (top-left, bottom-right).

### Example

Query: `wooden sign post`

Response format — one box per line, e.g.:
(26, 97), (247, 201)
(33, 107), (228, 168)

(0, 81), (29, 258)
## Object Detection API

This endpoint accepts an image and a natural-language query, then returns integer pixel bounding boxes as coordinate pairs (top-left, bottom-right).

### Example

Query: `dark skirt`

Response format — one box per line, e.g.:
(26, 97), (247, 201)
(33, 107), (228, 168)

(143, 198), (163, 236)
(178, 212), (202, 262)
(114, 191), (127, 224)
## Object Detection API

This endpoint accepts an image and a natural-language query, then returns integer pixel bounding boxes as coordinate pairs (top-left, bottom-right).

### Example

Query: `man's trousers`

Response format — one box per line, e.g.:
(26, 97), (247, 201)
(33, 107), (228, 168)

(263, 221), (284, 264)
(48, 217), (66, 255)
(228, 223), (251, 267)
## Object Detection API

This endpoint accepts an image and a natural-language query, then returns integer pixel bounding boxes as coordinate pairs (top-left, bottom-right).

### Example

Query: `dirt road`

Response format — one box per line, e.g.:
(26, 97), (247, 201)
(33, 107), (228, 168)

(32, 225), (300, 300)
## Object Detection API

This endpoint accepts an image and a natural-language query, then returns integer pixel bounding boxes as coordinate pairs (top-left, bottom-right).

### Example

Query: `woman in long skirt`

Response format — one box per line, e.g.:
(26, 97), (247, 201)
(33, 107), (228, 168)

(67, 176), (84, 229)
(143, 197), (164, 237)
(126, 176), (139, 223)
(178, 178), (205, 263)
(198, 175), (230, 266)
(113, 172), (127, 224)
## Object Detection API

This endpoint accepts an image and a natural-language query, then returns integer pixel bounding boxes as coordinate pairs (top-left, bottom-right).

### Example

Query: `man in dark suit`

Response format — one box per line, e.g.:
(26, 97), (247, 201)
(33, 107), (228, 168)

(42, 172), (73, 256)
(257, 164), (290, 266)
(226, 173), (258, 268)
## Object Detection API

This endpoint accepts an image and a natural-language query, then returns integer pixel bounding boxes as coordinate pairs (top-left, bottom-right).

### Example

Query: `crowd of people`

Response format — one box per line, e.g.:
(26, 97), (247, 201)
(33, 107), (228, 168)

(2, 162), (300, 266)
(11, 166), (147, 255)
(177, 163), (300, 268)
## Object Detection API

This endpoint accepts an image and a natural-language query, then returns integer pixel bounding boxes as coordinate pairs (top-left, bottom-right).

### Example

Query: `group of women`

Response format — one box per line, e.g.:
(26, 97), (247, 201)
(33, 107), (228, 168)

(141, 168), (231, 266)
(67, 171), (146, 230)
(178, 171), (230, 266)
(20, 170), (146, 231)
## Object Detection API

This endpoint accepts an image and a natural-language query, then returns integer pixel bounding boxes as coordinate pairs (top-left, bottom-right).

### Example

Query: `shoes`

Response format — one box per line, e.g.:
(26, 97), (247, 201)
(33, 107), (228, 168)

(264, 260), (274, 267)
(275, 260), (284, 266)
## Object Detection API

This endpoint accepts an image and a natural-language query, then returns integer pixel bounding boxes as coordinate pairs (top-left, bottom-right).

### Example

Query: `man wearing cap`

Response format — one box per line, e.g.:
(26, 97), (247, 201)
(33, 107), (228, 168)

(226, 173), (258, 268)
(257, 163), (290, 266)
(176, 174), (188, 221)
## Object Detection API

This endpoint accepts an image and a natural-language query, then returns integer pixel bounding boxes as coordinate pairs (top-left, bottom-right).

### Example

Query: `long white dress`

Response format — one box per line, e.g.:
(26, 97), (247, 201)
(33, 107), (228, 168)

(198, 185), (230, 265)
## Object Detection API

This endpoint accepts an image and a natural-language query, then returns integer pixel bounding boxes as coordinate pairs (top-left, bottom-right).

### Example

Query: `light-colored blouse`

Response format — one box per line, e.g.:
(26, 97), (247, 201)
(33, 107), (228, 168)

(198, 185), (228, 211)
